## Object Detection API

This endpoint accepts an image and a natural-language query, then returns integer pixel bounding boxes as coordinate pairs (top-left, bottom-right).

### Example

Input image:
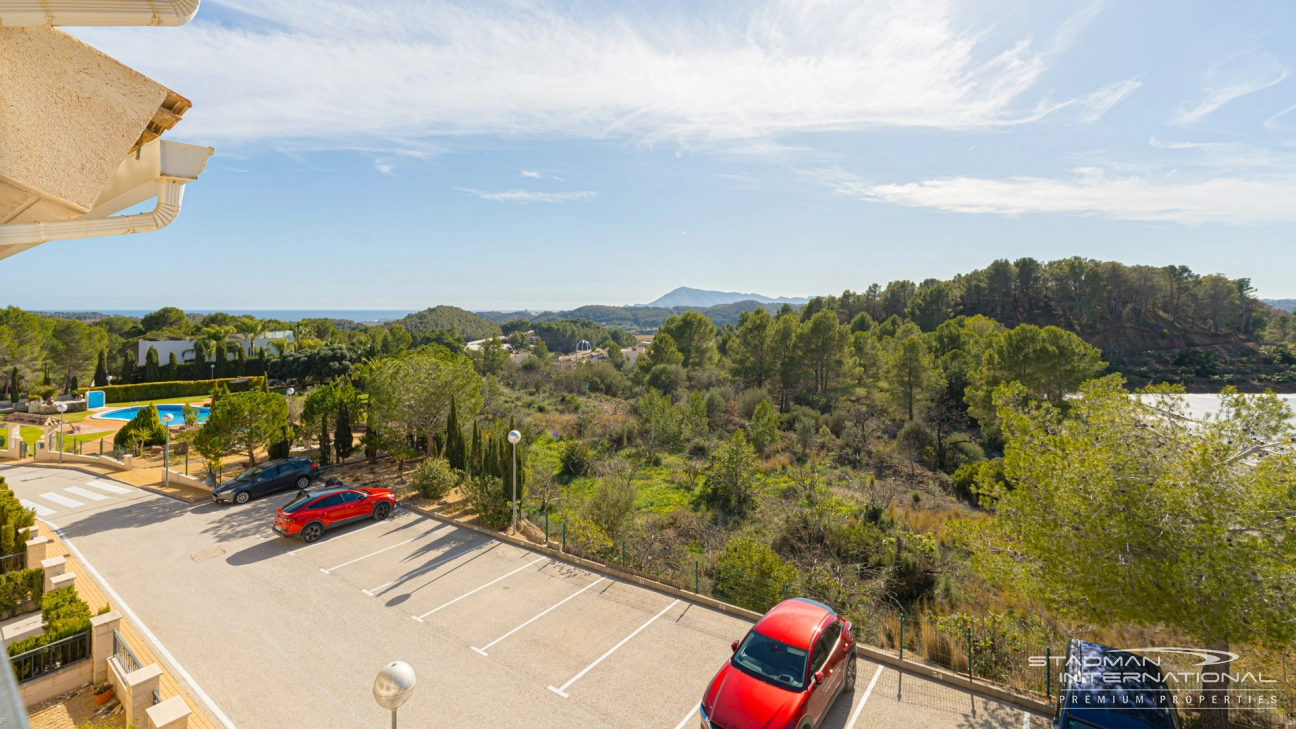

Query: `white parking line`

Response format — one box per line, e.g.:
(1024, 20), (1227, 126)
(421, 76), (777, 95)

(65, 486), (108, 502)
(472, 577), (607, 656)
(672, 703), (699, 729)
(547, 599), (680, 698)
(413, 557), (547, 622)
(19, 499), (55, 517)
(320, 524), (453, 574)
(362, 541), (496, 596)
(85, 480), (131, 494)
(1023, 712), (1031, 729)
(844, 664), (885, 729)
(40, 492), (84, 508)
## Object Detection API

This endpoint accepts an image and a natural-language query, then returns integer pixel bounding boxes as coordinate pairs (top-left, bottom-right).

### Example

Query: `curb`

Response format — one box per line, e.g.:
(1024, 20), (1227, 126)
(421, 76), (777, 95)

(1, 461), (206, 504)
(399, 500), (1055, 715)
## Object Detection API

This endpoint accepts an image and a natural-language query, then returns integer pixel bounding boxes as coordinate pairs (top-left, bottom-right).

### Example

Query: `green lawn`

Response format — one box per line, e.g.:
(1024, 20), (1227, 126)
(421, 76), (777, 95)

(19, 427), (112, 449)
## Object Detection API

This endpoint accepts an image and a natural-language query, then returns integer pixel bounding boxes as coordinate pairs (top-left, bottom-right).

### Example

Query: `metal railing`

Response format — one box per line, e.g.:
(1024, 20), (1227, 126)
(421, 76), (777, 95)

(9, 629), (90, 684)
(0, 552), (24, 575)
(112, 628), (141, 673)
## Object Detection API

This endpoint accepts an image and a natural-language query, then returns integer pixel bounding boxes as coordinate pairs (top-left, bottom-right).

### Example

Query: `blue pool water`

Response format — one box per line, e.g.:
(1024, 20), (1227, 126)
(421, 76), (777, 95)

(100, 404), (209, 424)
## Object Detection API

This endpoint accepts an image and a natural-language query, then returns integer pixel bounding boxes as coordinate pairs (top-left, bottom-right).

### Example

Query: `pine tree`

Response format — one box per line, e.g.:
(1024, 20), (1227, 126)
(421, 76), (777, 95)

(92, 349), (108, 388)
(210, 380), (231, 409)
(334, 400), (354, 461)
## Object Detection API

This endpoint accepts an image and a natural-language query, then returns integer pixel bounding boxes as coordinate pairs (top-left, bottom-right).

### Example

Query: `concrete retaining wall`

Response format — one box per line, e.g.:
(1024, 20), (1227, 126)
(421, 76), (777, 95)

(18, 657), (92, 707)
(33, 449), (131, 471)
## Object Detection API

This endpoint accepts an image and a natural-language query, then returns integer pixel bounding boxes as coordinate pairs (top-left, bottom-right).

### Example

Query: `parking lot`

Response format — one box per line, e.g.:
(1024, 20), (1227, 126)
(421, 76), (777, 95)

(2, 464), (1042, 729)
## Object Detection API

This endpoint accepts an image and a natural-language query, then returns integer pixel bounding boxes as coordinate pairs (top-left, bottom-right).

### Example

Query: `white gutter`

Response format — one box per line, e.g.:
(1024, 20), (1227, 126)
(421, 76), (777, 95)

(0, 0), (199, 27)
(0, 140), (212, 260)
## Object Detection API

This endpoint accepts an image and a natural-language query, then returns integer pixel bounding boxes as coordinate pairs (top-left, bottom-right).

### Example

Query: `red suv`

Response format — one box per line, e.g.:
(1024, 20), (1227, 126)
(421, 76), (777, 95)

(273, 486), (396, 543)
(700, 598), (856, 729)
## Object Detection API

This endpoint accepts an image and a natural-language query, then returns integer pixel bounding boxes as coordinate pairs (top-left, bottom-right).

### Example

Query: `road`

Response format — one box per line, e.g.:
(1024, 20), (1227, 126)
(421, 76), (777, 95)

(2, 464), (1045, 729)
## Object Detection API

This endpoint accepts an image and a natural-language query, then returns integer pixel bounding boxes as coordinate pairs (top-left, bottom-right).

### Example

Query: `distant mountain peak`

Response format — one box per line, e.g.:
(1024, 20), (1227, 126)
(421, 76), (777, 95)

(644, 287), (808, 308)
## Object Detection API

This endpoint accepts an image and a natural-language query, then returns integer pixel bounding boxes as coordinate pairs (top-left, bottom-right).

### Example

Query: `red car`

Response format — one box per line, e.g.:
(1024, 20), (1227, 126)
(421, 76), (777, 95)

(273, 486), (395, 543)
(700, 598), (856, 729)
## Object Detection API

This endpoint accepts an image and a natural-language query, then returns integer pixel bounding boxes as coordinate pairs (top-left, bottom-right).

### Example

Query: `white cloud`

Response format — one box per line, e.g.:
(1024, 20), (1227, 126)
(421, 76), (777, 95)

(71, 0), (1102, 147)
(520, 170), (543, 179)
(1076, 78), (1141, 122)
(456, 188), (597, 203)
(1171, 52), (1287, 126)
(817, 167), (1296, 224)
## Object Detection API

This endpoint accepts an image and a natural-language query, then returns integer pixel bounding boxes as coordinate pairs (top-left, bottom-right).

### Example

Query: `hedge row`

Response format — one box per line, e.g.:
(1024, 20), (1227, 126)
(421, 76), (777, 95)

(0, 568), (42, 621)
(7, 587), (91, 657)
(78, 376), (266, 404)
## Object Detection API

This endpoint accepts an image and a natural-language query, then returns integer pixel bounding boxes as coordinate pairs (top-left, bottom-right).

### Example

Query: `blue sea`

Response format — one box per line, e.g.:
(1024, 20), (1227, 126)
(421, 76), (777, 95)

(94, 310), (416, 323)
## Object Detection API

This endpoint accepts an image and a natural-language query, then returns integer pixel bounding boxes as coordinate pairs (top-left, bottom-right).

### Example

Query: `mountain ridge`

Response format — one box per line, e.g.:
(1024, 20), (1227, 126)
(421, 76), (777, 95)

(643, 286), (808, 308)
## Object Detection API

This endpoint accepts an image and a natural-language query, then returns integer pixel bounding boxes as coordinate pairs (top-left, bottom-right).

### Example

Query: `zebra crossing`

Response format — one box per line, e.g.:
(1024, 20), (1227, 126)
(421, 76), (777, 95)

(2, 467), (139, 516)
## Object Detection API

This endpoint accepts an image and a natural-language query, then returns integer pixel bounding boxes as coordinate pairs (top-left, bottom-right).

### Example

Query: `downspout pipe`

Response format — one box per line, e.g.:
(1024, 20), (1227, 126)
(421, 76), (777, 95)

(0, 178), (187, 258)
(0, 0), (199, 27)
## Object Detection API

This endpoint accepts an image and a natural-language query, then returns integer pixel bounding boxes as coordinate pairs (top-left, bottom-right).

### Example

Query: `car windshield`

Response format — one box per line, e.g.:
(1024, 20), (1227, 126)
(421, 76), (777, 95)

(731, 631), (808, 691)
(281, 493), (316, 514)
(235, 463), (273, 481)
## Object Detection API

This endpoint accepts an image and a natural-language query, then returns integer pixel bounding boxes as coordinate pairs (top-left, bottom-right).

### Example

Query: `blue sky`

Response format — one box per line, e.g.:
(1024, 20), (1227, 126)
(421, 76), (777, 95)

(8, 0), (1296, 311)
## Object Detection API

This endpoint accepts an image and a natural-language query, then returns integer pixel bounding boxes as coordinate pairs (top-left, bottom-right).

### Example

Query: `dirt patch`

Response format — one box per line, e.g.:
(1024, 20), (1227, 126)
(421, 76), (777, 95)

(28, 685), (125, 729)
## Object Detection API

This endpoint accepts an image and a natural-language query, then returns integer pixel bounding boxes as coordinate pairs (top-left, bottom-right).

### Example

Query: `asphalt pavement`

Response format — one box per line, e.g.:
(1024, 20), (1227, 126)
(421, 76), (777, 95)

(2, 464), (1046, 729)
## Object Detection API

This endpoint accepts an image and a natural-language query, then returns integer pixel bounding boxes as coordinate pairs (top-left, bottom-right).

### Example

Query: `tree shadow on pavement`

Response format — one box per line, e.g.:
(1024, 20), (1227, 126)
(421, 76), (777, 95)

(54, 495), (191, 542)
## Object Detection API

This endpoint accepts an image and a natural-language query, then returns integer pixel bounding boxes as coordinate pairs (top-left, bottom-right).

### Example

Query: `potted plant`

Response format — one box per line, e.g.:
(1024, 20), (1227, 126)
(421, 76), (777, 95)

(93, 684), (113, 704)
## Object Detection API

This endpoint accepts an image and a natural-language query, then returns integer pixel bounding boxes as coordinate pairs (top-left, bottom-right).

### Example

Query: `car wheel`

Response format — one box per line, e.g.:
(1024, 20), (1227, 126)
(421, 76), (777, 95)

(301, 522), (323, 543)
(373, 502), (392, 521)
(234, 491), (250, 505)
(295, 476), (310, 489)
(843, 658), (857, 691)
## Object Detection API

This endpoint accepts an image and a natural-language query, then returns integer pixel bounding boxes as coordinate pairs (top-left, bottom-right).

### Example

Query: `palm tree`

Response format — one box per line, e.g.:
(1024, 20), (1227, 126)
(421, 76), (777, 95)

(183, 339), (209, 365)
(234, 318), (270, 359)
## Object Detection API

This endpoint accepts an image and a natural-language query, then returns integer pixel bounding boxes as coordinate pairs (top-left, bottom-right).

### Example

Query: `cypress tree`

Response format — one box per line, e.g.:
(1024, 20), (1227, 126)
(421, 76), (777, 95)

(167, 352), (178, 381)
(445, 398), (465, 471)
(120, 350), (136, 384)
(214, 342), (228, 378)
(469, 421), (481, 478)
(334, 400), (354, 461)
(145, 346), (161, 382)
(318, 412), (331, 466)
(42, 362), (50, 386)
(92, 350), (108, 388)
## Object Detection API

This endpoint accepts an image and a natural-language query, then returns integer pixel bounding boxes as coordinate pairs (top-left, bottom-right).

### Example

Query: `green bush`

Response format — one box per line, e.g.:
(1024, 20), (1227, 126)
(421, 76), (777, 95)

(411, 458), (457, 500)
(0, 568), (43, 620)
(27, 385), (56, 402)
(79, 376), (265, 404)
(712, 537), (799, 612)
(8, 586), (91, 656)
(113, 404), (168, 451)
(559, 440), (592, 478)
(463, 475), (511, 528)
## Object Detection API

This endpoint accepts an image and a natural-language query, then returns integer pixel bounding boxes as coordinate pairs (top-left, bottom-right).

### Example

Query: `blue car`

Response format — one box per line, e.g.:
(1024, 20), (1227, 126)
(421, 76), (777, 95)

(1055, 639), (1179, 729)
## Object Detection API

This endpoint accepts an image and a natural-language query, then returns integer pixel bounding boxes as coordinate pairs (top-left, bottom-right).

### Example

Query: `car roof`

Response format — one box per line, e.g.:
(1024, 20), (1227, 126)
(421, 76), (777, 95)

(751, 598), (836, 650)
(1062, 640), (1178, 729)
(295, 487), (357, 500)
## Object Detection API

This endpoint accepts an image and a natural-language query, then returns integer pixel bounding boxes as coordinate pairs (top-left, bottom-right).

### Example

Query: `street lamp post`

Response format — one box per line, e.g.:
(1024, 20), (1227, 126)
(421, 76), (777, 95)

(507, 429), (521, 535)
(210, 363), (215, 380)
(162, 413), (175, 489)
(373, 661), (415, 729)
(55, 403), (67, 463)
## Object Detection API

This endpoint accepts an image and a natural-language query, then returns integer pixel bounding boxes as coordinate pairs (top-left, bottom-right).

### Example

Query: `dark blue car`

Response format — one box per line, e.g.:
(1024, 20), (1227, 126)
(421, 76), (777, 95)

(1055, 640), (1179, 729)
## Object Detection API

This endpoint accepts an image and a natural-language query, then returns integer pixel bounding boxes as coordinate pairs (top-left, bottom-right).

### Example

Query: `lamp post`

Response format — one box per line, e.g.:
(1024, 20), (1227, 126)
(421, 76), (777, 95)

(162, 413), (175, 489)
(373, 661), (415, 729)
(507, 429), (521, 535)
(210, 363), (215, 380)
(55, 402), (67, 463)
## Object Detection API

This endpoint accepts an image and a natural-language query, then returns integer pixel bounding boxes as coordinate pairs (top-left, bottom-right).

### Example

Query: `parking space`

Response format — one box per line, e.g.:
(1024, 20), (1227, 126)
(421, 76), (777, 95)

(1, 464), (1043, 729)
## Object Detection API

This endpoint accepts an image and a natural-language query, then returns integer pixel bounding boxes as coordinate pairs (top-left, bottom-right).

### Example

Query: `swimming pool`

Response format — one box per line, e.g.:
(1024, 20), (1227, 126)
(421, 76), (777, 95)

(97, 404), (210, 424)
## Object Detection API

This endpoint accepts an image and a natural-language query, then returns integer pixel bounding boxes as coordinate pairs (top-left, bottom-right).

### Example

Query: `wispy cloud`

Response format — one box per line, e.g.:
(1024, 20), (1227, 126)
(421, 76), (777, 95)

(814, 167), (1296, 224)
(72, 0), (1103, 147)
(1076, 78), (1142, 122)
(456, 188), (597, 203)
(1171, 52), (1287, 126)
(520, 170), (543, 179)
